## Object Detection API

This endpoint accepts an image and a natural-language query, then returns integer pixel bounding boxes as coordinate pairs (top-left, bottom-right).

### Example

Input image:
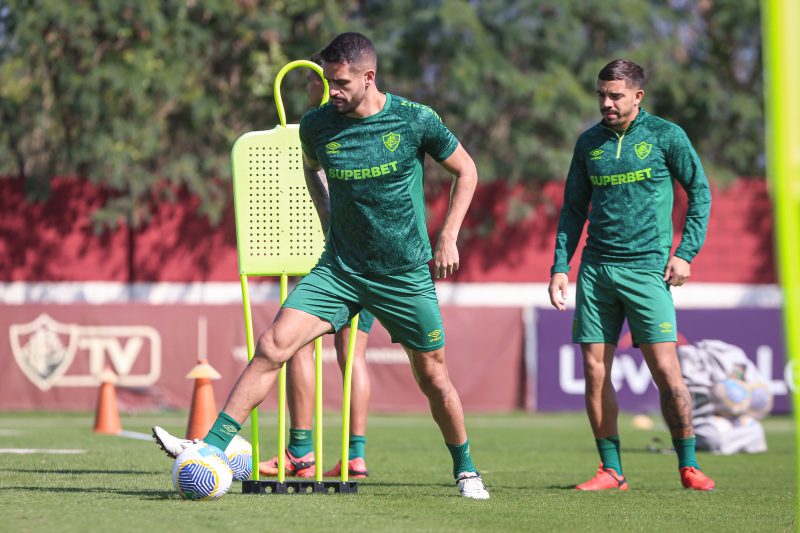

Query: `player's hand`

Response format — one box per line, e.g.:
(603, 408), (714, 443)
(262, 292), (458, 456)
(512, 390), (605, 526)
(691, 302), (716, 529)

(548, 273), (569, 311)
(433, 236), (459, 279)
(663, 256), (691, 287)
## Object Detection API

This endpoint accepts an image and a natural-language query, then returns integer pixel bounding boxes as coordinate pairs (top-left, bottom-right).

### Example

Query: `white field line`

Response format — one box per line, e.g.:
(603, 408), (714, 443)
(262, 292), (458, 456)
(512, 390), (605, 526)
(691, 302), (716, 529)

(0, 448), (85, 454)
(117, 430), (154, 441)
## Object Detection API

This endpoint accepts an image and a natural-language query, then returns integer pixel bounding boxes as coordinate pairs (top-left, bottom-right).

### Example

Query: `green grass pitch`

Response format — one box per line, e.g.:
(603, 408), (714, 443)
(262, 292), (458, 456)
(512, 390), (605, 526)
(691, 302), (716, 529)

(0, 411), (795, 532)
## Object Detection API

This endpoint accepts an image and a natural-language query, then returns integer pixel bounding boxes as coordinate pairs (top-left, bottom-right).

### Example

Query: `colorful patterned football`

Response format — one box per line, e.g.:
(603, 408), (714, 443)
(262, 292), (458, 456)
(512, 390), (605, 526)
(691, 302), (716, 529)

(171, 442), (233, 500)
(225, 435), (253, 481)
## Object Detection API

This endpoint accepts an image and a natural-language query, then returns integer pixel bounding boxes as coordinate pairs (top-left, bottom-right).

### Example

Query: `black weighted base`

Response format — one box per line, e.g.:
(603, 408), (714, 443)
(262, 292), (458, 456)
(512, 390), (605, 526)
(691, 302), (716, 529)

(242, 480), (358, 495)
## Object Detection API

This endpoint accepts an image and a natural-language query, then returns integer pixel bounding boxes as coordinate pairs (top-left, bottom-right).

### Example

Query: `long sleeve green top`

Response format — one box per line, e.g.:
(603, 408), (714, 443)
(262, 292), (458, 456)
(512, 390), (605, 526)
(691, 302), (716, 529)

(551, 109), (711, 275)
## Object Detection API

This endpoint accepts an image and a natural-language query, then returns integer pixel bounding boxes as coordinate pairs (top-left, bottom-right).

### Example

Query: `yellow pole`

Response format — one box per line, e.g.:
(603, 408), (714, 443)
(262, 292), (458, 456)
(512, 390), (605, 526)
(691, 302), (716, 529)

(277, 273), (288, 483)
(240, 274), (259, 481)
(340, 315), (359, 482)
(314, 336), (323, 482)
(761, 0), (800, 519)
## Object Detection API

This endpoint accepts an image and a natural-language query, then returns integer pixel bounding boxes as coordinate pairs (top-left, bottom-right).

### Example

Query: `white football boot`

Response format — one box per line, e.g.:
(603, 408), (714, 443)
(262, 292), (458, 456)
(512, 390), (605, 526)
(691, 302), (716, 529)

(152, 425), (196, 459)
(456, 472), (490, 500)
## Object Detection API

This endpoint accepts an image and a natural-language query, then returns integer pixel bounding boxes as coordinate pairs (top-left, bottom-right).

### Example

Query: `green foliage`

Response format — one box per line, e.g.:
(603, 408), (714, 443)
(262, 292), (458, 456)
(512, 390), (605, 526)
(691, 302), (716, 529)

(0, 0), (764, 228)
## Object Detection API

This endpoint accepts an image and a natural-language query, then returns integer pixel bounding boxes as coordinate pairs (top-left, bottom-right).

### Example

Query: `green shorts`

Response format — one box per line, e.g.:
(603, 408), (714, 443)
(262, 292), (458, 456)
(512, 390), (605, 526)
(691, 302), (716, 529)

(573, 262), (677, 345)
(335, 309), (375, 333)
(282, 253), (443, 351)
(352, 310), (375, 334)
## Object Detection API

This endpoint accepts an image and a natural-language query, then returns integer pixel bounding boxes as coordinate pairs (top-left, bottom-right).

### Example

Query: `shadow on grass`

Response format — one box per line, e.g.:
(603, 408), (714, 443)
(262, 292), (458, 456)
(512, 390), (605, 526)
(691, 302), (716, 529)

(361, 481), (453, 488)
(1, 486), (176, 499)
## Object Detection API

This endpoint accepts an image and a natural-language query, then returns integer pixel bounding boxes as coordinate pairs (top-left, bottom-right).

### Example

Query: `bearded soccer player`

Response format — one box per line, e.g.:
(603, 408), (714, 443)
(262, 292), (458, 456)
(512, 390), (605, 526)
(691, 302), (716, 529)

(548, 59), (715, 491)
(258, 53), (375, 480)
(154, 33), (488, 499)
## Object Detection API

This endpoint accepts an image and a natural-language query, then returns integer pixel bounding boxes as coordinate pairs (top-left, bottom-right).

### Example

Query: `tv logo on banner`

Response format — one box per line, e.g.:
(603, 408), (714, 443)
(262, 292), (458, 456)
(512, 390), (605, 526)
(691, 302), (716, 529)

(9, 314), (161, 391)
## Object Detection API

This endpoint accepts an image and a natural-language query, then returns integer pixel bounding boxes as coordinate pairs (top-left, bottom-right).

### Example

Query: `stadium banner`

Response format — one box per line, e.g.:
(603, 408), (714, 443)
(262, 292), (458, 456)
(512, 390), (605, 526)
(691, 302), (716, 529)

(532, 307), (792, 413)
(0, 304), (523, 412)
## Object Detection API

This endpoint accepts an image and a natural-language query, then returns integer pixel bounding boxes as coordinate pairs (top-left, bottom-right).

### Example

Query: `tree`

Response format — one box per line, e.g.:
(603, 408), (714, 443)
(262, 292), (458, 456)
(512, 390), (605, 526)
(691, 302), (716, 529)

(0, 0), (764, 230)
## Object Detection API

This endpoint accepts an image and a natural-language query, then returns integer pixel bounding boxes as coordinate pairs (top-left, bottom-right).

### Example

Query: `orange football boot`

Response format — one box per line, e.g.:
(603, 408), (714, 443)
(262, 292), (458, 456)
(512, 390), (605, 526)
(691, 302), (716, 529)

(576, 464), (629, 491)
(323, 457), (369, 479)
(258, 449), (315, 478)
(680, 466), (715, 491)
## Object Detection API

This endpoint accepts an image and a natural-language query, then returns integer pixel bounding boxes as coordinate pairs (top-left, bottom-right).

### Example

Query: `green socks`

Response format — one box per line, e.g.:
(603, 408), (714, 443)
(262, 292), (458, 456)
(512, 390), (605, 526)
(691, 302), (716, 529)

(596, 435), (622, 475)
(349, 435), (366, 460)
(287, 431), (366, 460)
(595, 435), (698, 472)
(285, 431), (366, 460)
(447, 439), (477, 478)
(673, 436), (700, 469)
(203, 411), (241, 452)
(288, 429), (313, 458)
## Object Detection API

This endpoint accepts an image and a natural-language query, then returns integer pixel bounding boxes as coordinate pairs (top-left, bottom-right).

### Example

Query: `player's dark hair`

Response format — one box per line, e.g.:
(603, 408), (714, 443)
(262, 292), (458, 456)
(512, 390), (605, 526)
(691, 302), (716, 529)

(310, 52), (322, 66)
(320, 32), (377, 68)
(598, 59), (646, 89)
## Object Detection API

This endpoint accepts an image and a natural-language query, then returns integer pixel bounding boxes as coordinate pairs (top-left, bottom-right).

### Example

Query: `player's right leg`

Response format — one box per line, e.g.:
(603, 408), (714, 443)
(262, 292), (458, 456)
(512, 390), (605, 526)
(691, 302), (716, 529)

(576, 342), (628, 491)
(259, 340), (317, 478)
(573, 264), (628, 491)
(152, 307), (332, 460)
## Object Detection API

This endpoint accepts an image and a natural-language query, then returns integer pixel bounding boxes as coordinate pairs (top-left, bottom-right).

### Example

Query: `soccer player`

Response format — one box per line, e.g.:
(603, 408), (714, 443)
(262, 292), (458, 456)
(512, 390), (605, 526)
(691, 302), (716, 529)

(258, 53), (375, 480)
(548, 59), (715, 491)
(155, 32), (488, 499)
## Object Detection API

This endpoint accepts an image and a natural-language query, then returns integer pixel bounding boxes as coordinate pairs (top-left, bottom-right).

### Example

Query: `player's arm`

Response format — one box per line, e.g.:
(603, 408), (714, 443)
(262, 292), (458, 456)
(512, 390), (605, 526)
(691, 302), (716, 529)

(548, 142), (591, 310)
(664, 127), (712, 286)
(302, 153), (330, 234)
(435, 143), (478, 279)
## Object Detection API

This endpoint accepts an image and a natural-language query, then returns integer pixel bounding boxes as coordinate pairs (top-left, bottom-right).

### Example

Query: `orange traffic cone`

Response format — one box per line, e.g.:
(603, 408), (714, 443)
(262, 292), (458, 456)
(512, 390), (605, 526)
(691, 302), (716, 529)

(185, 359), (221, 440)
(93, 367), (122, 434)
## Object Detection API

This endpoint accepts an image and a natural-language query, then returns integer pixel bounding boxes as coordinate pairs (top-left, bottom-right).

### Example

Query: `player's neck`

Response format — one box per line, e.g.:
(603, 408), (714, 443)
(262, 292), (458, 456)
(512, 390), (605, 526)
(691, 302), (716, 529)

(347, 88), (387, 119)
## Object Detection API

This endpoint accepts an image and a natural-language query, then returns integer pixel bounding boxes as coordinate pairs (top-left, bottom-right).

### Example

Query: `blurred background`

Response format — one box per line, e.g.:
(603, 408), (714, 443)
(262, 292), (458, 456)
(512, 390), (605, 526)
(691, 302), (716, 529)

(0, 1), (787, 422)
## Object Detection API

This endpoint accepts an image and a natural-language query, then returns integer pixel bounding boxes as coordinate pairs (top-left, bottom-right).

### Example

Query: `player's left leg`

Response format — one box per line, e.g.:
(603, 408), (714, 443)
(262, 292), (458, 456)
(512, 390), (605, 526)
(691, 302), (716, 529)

(640, 342), (714, 490)
(363, 264), (488, 499)
(404, 344), (488, 499)
(618, 267), (714, 491)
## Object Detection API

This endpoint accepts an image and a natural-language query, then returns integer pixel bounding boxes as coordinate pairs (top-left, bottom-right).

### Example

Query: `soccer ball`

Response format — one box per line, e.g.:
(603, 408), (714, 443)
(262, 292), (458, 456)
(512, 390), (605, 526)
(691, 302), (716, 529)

(712, 378), (751, 417)
(171, 442), (233, 500)
(225, 435), (253, 481)
(747, 382), (773, 419)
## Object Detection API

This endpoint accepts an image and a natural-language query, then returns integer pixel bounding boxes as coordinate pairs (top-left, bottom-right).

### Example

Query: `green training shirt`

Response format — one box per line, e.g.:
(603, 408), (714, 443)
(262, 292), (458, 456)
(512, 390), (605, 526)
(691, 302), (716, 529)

(552, 108), (711, 274)
(300, 93), (458, 274)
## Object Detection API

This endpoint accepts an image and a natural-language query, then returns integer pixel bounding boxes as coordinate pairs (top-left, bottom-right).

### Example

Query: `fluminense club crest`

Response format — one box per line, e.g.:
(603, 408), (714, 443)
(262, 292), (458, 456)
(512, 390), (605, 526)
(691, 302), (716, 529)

(9, 314), (79, 391)
(382, 132), (401, 152)
(634, 141), (652, 160)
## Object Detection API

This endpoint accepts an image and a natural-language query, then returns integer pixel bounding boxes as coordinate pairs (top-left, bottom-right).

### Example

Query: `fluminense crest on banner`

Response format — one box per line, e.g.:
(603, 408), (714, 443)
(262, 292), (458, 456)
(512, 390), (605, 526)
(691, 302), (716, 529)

(8, 313), (162, 391)
(9, 314), (79, 391)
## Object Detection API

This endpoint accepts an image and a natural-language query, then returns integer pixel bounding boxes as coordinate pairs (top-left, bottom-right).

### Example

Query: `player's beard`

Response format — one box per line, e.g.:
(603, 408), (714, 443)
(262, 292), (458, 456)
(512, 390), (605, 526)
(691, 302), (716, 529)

(601, 108), (622, 127)
(333, 90), (365, 115)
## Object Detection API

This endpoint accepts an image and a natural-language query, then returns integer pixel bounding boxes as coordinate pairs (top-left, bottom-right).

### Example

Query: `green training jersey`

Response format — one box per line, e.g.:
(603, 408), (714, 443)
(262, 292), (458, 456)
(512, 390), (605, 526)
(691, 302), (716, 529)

(552, 108), (711, 274)
(300, 93), (458, 274)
